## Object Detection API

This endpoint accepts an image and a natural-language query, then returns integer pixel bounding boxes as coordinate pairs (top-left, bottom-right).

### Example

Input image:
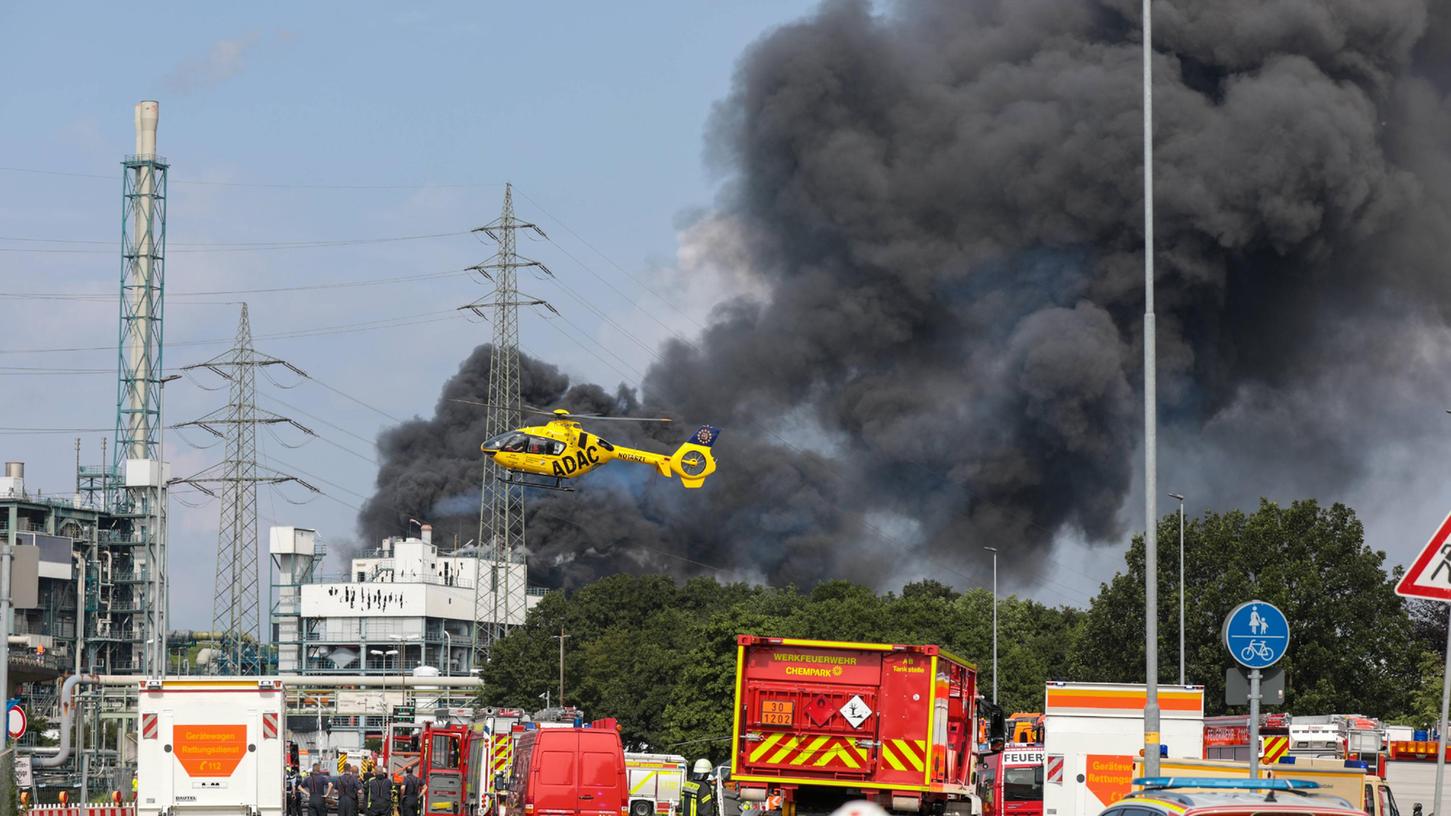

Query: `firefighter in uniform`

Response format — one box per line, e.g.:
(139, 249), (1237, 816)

(337, 763), (362, 816)
(400, 767), (425, 816)
(286, 765), (303, 816)
(306, 763), (334, 816)
(680, 759), (716, 816)
(366, 768), (394, 816)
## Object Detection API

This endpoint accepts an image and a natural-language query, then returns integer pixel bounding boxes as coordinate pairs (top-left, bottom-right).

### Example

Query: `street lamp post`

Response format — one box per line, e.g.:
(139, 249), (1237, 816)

(154, 372), (181, 679)
(1169, 493), (1185, 686)
(1141, 0), (1162, 778)
(370, 648), (399, 720)
(443, 631), (452, 676)
(984, 546), (998, 705)
(553, 629), (569, 709)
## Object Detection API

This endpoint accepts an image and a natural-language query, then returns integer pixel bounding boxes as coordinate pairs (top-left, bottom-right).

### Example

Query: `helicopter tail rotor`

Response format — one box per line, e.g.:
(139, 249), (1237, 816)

(669, 425), (721, 488)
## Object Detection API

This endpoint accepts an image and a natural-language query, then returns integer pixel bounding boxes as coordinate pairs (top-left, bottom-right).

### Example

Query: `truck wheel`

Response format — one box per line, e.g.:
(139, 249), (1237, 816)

(631, 801), (654, 816)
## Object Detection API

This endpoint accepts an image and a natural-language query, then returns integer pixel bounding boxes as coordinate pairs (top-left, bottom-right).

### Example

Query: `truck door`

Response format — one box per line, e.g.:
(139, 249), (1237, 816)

(426, 730), (466, 814)
(532, 732), (581, 816)
(740, 685), (877, 778)
(466, 732), (486, 816)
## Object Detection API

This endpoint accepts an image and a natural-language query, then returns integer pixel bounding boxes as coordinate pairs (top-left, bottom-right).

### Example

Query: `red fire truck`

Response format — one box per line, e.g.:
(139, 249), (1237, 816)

(1202, 713), (1291, 762)
(729, 636), (1004, 816)
(380, 710), (528, 816)
(979, 746), (1043, 816)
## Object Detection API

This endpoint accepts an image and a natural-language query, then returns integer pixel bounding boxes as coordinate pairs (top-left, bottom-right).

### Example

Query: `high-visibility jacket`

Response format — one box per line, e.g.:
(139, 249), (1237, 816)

(681, 778), (715, 816)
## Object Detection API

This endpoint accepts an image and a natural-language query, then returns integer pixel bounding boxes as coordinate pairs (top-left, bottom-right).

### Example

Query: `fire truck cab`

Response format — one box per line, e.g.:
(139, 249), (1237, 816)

(980, 746), (1043, 816)
(379, 711), (528, 816)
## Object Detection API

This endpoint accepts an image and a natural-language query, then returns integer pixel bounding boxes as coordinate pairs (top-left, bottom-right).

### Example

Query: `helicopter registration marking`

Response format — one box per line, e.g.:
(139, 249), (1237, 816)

(551, 446), (601, 477)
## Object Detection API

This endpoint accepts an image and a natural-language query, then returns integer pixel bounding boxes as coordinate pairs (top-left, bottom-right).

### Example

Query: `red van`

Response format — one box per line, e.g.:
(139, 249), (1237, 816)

(503, 727), (628, 816)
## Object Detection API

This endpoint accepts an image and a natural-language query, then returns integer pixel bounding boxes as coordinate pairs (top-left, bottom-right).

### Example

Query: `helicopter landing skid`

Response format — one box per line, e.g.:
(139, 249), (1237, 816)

(499, 472), (574, 493)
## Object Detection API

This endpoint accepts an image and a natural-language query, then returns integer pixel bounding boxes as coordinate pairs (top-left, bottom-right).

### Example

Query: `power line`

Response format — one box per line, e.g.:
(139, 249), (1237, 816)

(0, 230), (472, 255)
(0, 310), (465, 355)
(0, 165), (503, 191)
(6, 269), (470, 301)
(514, 188), (708, 333)
(299, 374), (405, 425)
(1, 231), (469, 248)
(0, 426), (113, 434)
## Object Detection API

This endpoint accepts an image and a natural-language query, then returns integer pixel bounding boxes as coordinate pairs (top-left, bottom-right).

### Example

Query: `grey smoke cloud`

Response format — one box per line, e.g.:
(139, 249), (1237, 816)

(362, 0), (1449, 589)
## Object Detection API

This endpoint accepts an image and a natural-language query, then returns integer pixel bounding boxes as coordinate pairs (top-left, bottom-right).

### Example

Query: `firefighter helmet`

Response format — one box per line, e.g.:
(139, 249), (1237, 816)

(693, 759), (712, 775)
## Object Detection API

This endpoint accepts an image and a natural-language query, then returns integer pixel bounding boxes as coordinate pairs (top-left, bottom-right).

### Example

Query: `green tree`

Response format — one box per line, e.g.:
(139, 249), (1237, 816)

(1068, 499), (1418, 717)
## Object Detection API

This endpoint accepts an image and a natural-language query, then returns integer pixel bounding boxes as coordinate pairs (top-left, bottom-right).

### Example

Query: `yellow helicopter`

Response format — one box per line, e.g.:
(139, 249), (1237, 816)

(459, 401), (721, 491)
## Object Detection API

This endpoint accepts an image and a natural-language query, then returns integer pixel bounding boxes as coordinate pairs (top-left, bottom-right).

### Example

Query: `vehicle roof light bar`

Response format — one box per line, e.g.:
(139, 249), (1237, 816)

(1133, 778), (1322, 791)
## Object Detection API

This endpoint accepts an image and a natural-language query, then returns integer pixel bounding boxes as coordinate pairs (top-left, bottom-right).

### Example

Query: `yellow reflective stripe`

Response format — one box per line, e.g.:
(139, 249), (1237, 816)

(750, 733), (784, 763)
(630, 771), (659, 795)
(730, 641), (745, 779)
(767, 736), (801, 765)
(819, 741), (860, 769)
(790, 736), (830, 766)
(880, 741), (907, 772)
(892, 740), (925, 772)
(812, 742), (845, 769)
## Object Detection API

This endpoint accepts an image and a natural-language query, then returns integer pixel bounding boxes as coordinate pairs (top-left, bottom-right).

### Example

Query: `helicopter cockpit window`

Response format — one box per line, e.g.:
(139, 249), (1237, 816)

(483, 431), (529, 453)
(527, 436), (565, 456)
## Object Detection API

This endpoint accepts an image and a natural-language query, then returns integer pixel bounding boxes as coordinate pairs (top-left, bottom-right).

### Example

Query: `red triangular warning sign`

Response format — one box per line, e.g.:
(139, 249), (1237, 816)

(1396, 511), (1451, 601)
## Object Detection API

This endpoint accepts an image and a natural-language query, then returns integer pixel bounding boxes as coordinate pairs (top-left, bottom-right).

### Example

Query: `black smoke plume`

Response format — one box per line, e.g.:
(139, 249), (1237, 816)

(363, 0), (1451, 589)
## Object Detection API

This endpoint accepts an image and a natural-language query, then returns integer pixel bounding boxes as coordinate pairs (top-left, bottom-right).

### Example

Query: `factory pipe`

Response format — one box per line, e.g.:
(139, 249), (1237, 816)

(30, 674), (91, 767)
(26, 673), (483, 766)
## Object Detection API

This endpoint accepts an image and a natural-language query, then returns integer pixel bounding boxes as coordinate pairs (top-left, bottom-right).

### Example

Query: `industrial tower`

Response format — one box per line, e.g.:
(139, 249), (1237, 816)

(463, 184), (553, 662)
(175, 305), (318, 673)
(112, 100), (169, 676)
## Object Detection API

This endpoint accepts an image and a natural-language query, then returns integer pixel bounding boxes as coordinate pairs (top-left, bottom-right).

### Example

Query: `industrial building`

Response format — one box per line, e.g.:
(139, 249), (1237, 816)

(0, 459), (155, 676)
(272, 523), (539, 676)
(266, 522), (538, 768)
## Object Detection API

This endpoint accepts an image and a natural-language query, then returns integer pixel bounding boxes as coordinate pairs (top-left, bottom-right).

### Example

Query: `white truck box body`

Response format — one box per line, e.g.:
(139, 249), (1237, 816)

(137, 679), (287, 816)
(625, 753), (687, 816)
(1386, 760), (1439, 811)
(1042, 682), (1204, 816)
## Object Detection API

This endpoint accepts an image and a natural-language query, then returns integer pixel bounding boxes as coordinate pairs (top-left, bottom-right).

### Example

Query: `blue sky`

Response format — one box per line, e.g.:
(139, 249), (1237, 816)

(0, 2), (821, 626)
(9, 2), (1440, 634)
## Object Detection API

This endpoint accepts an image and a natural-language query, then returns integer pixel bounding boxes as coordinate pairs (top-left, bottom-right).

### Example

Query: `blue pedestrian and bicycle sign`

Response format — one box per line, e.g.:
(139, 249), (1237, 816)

(1222, 600), (1290, 669)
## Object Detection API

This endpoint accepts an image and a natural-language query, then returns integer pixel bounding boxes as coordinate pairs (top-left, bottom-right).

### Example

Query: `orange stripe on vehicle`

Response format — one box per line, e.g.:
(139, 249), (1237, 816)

(1046, 692), (1201, 711)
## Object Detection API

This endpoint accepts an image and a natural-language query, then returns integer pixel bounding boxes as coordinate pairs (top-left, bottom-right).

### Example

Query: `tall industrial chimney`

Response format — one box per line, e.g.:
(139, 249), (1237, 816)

(122, 100), (162, 459)
(135, 100), (158, 157)
(112, 100), (170, 677)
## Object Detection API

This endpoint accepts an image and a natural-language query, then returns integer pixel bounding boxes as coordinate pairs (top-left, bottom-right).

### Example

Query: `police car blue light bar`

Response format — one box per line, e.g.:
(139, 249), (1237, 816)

(1133, 778), (1322, 791)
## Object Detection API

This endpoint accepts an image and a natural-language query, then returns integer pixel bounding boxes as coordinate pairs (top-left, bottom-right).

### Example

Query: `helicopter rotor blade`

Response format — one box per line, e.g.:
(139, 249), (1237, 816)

(448, 398), (556, 417)
(448, 399), (670, 423)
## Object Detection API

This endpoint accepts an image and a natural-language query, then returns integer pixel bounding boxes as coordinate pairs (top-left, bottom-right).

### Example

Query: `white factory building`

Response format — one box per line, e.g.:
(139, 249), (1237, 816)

(270, 523), (539, 676)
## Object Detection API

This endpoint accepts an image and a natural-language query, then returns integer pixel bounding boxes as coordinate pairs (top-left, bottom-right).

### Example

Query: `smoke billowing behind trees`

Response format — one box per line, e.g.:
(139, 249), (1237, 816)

(362, 0), (1451, 589)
